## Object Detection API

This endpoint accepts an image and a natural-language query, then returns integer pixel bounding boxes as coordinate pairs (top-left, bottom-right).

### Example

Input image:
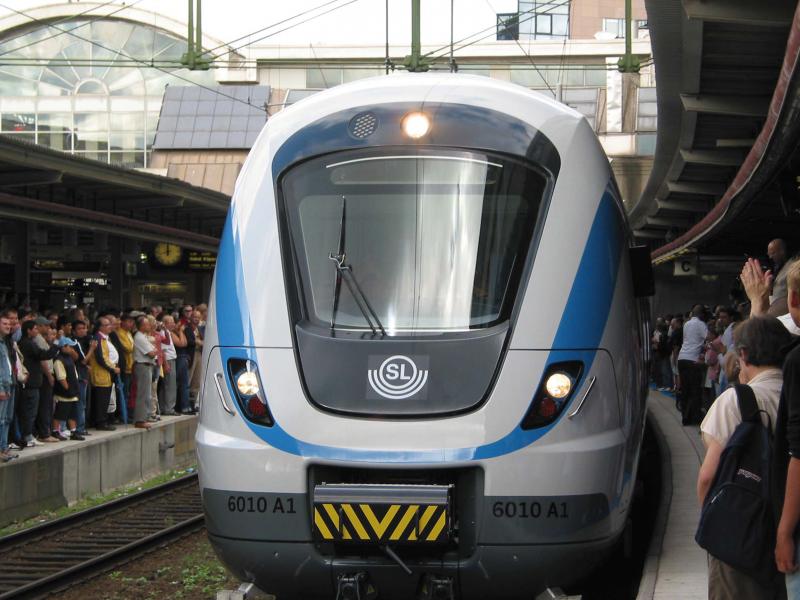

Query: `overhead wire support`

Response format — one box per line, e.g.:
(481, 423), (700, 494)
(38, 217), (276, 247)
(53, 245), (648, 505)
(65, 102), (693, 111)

(181, 0), (210, 70)
(617, 0), (640, 73)
(449, 0), (457, 73)
(384, 0), (393, 74)
(403, 0), (429, 72)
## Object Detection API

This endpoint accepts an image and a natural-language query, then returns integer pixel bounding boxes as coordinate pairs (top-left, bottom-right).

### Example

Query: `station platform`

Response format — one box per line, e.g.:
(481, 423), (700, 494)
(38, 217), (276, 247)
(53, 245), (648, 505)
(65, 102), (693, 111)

(0, 414), (198, 528)
(638, 389), (707, 600)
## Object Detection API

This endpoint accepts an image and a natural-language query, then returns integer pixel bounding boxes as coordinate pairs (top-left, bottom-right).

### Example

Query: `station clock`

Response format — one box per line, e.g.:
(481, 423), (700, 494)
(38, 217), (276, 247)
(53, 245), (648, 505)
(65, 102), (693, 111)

(153, 243), (183, 267)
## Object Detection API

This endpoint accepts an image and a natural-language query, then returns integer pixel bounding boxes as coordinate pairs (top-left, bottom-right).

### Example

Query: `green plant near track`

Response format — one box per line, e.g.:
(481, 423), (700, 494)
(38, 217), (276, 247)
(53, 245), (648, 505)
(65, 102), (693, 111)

(0, 466), (196, 537)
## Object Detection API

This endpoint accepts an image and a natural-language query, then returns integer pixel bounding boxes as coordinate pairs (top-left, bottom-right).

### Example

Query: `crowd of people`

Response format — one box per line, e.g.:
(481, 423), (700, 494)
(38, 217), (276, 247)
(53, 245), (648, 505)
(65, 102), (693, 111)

(651, 238), (800, 599)
(0, 302), (207, 463)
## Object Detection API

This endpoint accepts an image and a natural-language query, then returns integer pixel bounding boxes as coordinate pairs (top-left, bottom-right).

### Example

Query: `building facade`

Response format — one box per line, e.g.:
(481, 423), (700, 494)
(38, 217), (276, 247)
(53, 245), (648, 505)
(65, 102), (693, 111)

(0, 1), (655, 310)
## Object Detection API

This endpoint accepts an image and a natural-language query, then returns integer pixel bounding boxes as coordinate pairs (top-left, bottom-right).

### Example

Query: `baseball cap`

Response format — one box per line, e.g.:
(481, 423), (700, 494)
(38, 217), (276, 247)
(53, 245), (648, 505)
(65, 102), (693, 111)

(33, 316), (50, 326)
(56, 336), (78, 348)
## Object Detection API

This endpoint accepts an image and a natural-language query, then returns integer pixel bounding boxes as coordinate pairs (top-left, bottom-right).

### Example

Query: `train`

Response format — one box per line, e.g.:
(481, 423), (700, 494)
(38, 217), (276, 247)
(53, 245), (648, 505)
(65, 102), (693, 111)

(196, 73), (653, 600)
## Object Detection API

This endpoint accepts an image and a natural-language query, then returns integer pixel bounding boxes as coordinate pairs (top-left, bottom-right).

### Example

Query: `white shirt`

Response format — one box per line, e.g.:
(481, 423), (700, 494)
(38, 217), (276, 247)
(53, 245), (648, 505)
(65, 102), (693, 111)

(99, 331), (119, 366)
(678, 317), (708, 362)
(778, 313), (800, 336)
(161, 330), (177, 361)
(133, 331), (156, 364)
(701, 368), (783, 445)
(720, 323), (734, 353)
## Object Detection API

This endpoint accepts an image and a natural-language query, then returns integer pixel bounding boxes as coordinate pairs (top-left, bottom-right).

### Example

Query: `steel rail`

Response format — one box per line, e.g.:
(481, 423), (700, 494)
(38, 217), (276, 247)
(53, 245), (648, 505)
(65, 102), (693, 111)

(0, 473), (203, 600)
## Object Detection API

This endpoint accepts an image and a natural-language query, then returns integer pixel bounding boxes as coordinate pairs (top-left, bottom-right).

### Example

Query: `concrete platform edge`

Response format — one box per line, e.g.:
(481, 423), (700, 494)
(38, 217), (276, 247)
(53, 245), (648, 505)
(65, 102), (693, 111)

(0, 415), (198, 528)
(636, 406), (673, 600)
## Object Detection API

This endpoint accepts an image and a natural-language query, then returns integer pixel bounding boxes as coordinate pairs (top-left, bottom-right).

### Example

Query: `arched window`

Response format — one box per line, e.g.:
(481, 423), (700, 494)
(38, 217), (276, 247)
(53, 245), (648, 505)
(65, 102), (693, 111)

(0, 18), (215, 167)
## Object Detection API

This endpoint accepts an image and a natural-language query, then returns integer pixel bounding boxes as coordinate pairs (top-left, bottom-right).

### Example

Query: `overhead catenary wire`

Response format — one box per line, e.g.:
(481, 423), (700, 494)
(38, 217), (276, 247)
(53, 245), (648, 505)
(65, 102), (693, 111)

(217, 0), (363, 59)
(199, 0), (357, 60)
(477, 0), (571, 96)
(422, 0), (571, 61)
(0, 2), (267, 113)
(0, 0), (146, 60)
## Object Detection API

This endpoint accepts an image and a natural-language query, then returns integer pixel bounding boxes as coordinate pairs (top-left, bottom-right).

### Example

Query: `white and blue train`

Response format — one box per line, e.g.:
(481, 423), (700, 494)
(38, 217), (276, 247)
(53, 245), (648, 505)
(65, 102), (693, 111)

(197, 73), (653, 600)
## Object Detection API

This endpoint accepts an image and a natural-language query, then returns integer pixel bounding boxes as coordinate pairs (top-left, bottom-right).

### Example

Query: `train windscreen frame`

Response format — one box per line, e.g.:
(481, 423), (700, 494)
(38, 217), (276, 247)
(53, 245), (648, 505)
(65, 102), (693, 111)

(280, 148), (548, 336)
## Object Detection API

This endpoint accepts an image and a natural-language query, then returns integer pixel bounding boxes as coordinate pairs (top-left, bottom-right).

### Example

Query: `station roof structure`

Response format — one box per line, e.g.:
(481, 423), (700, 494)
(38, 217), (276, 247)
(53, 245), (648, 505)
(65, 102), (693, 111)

(153, 85), (270, 151)
(0, 134), (228, 252)
(630, 0), (800, 263)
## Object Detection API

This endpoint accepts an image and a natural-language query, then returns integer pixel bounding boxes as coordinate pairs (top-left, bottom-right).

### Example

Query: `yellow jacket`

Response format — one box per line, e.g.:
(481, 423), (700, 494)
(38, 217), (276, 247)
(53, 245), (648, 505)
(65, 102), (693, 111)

(88, 335), (116, 387)
(116, 330), (134, 374)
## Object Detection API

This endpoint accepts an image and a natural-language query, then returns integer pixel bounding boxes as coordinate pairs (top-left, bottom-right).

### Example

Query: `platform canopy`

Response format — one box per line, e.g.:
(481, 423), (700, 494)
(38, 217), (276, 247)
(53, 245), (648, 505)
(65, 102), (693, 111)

(0, 134), (228, 253)
(630, 0), (800, 263)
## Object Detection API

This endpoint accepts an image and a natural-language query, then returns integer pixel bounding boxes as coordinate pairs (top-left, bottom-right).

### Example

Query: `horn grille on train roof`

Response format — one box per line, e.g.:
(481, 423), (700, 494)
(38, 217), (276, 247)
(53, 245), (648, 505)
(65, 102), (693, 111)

(349, 112), (378, 138)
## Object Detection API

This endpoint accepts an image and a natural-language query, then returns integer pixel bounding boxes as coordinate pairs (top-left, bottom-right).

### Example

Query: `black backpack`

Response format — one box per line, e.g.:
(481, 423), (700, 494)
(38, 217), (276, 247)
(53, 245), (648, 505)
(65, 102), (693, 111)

(695, 384), (779, 585)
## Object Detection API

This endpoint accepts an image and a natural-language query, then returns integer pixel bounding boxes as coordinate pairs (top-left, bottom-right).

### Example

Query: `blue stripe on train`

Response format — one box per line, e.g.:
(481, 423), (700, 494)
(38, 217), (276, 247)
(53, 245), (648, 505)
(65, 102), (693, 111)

(214, 186), (625, 463)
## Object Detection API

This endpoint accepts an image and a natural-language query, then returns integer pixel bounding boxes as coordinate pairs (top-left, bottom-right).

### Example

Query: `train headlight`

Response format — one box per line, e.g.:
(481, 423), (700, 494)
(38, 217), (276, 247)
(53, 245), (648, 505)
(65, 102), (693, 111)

(545, 373), (572, 399)
(402, 112), (430, 139)
(521, 361), (584, 430)
(227, 359), (273, 427)
(236, 371), (260, 397)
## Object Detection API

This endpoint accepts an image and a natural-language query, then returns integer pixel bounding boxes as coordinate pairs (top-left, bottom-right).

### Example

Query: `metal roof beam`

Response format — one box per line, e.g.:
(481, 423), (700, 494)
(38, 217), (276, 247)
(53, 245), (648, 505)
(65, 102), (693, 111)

(681, 94), (770, 117)
(716, 138), (757, 148)
(657, 198), (711, 212)
(0, 137), (230, 211)
(646, 216), (695, 229)
(679, 149), (743, 167)
(0, 191), (219, 252)
(634, 229), (667, 239)
(682, 0), (795, 27)
(0, 169), (62, 187)
(666, 180), (727, 195)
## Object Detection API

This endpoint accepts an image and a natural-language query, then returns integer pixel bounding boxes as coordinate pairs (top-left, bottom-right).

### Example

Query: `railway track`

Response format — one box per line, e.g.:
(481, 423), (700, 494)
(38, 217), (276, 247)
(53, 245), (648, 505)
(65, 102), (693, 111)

(0, 473), (203, 600)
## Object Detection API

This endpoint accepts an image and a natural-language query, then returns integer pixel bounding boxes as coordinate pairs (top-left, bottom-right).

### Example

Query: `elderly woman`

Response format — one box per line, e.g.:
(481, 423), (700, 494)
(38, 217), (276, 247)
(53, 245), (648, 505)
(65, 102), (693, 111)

(697, 316), (792, 600)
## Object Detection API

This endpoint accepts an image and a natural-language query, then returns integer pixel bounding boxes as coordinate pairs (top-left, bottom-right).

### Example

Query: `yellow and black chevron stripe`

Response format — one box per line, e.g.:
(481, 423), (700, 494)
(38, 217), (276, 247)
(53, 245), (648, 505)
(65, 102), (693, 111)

(313, 502), (450, 543)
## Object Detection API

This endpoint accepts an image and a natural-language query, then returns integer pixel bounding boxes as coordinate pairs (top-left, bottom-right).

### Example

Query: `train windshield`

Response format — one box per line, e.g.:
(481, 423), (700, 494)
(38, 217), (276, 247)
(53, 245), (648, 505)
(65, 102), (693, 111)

(281, 149), (548, 334)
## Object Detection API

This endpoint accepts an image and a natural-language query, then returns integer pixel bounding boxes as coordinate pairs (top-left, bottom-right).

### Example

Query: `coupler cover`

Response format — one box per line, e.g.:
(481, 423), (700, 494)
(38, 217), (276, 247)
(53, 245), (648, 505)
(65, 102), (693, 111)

(312, 483), (453, 544)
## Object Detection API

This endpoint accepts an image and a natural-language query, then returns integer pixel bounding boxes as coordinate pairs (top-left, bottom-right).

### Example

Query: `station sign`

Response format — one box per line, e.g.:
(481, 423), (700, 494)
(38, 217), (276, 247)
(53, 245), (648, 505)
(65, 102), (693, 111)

(188, 251), (217, 270)
(673, 255), (698, 276)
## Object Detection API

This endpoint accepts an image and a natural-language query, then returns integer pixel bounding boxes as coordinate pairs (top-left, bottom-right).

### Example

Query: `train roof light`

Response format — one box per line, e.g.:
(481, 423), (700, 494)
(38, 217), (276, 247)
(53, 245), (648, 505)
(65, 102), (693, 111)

(402, 112), (430, 139)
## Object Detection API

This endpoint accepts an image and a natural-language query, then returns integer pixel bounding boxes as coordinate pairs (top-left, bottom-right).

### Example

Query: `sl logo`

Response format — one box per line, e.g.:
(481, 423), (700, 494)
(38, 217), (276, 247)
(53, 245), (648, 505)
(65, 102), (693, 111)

(367, 355), (429, 400)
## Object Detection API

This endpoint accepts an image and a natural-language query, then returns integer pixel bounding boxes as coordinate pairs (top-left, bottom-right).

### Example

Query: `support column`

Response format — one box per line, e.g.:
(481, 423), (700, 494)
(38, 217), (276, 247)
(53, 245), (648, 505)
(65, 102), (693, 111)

(109, 236), (124, 310)
(14, 221), (30, 302)
(621, 71), (641, 133)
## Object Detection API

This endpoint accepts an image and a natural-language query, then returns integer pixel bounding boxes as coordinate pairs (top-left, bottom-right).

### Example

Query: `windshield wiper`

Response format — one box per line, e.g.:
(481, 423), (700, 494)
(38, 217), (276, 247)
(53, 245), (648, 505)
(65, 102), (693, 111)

(329, 196), (386, 336)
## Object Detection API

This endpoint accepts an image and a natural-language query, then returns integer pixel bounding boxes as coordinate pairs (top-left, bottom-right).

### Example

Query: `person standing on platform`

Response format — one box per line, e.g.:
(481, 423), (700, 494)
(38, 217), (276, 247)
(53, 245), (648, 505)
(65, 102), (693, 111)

(188, 310), (204, 410)
(0, 315), (18, 461)
(697, 316), (790, 600)
(678, 305), (709, 425)
(70, 320), (95, 436)
(159, 315), (178, 415)
(174, 306), (194, 415)
(89, 317), (118, 431)
(772, 260), (800, 599)
(111, 314), (134, 425)
(132, 316), (156, 430)
(146, 315), (161, 422)
(3, 308), (27, 451)
(768, 239), (791, 317)
(33, 317), (57, 441)
(18, 320), (58, 444)
(669, 315), (684, 399)
(52, 337), (84, 441)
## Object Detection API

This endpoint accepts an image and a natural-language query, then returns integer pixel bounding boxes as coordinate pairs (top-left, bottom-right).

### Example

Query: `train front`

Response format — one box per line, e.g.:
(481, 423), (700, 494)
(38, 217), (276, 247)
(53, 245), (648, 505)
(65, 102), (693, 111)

(197, 74), (646, 600)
